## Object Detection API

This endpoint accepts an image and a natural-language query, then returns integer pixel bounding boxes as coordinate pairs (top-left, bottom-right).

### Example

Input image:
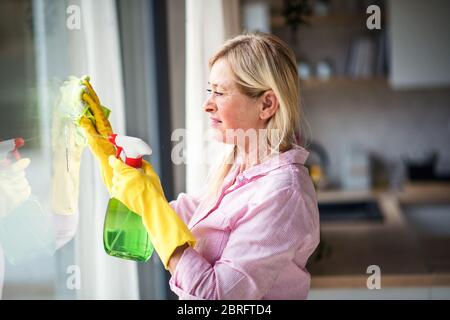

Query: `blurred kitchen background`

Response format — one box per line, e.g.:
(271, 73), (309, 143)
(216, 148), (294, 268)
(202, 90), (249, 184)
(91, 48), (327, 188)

(268, 0), (450, 299)
(0, 0), (449, 299)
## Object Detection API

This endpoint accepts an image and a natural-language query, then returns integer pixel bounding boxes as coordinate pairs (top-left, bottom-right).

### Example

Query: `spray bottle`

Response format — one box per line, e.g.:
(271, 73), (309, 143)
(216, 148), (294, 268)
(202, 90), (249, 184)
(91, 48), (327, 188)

(0, 138), (24, 165)
(103, 134), (154, 261)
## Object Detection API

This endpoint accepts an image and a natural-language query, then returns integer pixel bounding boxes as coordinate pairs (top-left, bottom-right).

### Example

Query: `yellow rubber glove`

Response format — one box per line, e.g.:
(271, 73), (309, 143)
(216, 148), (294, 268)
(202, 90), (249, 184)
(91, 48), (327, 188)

(108, 155), (196, 269)
(79, 79), (116, 193)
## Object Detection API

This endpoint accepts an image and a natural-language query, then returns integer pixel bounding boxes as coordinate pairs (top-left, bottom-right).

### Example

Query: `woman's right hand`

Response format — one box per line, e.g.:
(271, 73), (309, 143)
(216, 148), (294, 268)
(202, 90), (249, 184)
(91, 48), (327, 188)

(108, 155), (196, 269)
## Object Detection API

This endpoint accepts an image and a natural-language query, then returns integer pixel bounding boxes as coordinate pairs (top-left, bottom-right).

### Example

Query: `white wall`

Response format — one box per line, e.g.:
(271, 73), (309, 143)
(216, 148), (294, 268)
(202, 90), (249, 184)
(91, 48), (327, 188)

(302, 79), (450, 187)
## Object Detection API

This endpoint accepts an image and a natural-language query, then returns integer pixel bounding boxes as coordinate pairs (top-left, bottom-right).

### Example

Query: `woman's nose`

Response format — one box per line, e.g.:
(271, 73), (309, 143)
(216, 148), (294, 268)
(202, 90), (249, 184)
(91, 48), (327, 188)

(203, 96), (217, 113)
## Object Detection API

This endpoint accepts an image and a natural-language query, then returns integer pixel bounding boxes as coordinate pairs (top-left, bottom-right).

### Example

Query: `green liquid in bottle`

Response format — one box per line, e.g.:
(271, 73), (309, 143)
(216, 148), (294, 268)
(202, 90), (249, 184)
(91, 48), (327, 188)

(103, 198), (154, 262)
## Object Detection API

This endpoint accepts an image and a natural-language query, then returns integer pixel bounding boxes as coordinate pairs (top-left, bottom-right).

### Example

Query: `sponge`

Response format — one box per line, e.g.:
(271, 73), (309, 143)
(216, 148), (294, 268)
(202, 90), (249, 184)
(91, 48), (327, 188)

(58, 75), (110, 126)
(55, 75), (110, 147)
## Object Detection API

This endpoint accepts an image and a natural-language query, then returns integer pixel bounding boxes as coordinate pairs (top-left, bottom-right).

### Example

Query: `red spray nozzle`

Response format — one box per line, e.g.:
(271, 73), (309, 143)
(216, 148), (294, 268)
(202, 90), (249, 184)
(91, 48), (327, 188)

(12, 137), (25, 160)
(15, 138), (25, 149)
(0, 137), (25, 162)
(106, 134), (152, 169)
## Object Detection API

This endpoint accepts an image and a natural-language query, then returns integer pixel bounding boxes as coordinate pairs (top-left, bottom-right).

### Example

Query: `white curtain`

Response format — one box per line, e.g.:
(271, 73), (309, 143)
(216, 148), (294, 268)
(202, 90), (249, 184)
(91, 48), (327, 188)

(33, 0), (139, 299)
(0, 247), (3, 298)
(77, 0), (138, 300)
(185, 0), (241, 193)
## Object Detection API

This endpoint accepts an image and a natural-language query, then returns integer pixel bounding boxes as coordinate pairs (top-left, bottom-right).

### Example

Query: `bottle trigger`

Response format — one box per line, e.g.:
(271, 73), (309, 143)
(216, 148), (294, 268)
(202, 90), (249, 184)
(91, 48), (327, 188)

(115, 146), (123, 159)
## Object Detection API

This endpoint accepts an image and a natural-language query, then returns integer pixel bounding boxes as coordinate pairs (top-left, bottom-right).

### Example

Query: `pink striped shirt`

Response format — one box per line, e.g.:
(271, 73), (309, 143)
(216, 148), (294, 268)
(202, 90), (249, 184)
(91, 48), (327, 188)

(169, 146), (320, 300)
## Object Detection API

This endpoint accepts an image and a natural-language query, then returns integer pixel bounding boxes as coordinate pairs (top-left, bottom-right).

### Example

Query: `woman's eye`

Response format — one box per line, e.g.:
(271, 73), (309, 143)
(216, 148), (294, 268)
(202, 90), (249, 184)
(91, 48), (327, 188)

(206, 89), (223, 97)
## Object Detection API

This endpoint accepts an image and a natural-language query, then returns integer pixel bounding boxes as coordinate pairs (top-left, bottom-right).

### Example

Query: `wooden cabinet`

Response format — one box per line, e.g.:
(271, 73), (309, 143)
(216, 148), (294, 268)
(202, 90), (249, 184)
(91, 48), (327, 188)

(388, 0), (450, 89)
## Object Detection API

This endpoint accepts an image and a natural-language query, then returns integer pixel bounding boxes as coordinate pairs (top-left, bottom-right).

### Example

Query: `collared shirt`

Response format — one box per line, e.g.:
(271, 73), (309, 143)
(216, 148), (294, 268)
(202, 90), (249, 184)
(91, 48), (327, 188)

(169, 146), (320, 300)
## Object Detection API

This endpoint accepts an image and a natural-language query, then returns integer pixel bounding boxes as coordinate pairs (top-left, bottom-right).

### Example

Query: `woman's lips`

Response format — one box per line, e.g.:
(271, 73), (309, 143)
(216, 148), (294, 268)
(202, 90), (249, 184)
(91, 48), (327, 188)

(210, 117), (222, 126)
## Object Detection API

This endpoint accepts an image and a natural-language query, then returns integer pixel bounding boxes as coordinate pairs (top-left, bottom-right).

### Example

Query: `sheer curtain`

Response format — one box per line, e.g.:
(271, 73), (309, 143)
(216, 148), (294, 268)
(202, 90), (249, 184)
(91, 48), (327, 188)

(33, 0), (138, 299)
(185, 0), (240, 193)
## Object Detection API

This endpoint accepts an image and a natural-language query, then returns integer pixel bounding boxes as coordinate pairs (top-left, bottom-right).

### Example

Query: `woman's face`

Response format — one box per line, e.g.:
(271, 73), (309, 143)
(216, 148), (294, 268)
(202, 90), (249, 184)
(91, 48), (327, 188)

(203, 59), (264, 145)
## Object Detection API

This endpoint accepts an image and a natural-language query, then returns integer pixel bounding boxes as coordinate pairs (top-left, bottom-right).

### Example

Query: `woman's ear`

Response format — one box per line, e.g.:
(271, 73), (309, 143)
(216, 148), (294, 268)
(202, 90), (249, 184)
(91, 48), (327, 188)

(259, 90), (279, 120)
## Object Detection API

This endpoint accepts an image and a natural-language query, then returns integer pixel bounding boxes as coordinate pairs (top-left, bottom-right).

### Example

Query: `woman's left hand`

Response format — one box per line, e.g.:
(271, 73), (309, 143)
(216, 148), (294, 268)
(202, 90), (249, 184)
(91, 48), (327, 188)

(108, 155), (196, 269)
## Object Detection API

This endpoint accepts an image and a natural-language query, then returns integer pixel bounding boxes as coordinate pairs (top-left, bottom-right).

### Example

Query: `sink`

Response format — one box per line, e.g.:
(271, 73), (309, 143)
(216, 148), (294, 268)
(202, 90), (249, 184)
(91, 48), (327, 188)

(402, 204), (450, 236)
(318, 201), (384, 222)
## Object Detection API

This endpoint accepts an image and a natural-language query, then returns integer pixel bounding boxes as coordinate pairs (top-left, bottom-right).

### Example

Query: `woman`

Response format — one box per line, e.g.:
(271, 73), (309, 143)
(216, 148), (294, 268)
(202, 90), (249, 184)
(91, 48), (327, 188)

(81, 33), (320, 300)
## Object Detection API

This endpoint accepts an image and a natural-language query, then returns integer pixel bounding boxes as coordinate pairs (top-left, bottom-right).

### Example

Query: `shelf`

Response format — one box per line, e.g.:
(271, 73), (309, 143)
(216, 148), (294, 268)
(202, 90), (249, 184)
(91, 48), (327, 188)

(397, 182), (450, 205)
(317, 188), (377, 204)
(317, 182), (450, 205)
(271, 12), (367, 29)
(300, 76), (387, 88)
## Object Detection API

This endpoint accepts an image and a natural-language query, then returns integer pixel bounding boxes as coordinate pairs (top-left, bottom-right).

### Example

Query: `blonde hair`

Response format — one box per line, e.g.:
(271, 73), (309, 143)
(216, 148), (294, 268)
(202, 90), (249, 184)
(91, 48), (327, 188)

(208, 33), (306, 194)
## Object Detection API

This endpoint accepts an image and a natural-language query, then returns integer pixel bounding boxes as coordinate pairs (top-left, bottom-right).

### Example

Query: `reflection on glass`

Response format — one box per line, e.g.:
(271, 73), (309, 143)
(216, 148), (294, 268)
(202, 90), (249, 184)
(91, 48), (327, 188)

(0, 155), (56, 265)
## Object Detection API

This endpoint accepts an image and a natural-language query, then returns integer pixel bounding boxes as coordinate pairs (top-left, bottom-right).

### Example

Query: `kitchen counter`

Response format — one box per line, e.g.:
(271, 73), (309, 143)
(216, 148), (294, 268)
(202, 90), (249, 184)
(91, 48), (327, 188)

(309, 182), (450, 288)
(317, 182), (450, 206)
